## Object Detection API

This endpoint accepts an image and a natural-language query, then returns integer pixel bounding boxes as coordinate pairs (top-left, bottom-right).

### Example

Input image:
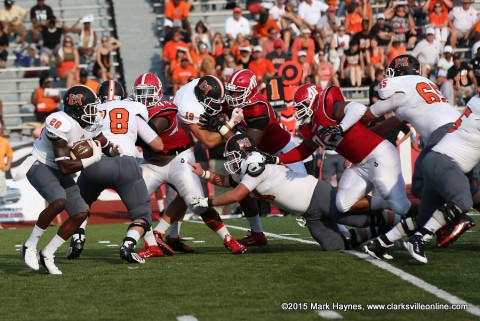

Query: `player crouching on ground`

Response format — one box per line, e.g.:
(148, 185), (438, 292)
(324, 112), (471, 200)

(18, 85), (121, 274)
(189, 134), (403, 250)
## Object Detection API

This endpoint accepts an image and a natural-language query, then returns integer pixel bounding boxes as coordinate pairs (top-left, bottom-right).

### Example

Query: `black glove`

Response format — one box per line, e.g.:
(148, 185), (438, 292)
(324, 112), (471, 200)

(318, 125), (343, 137)
(199, 112), (224, 132)
(257, 149), (279, 164)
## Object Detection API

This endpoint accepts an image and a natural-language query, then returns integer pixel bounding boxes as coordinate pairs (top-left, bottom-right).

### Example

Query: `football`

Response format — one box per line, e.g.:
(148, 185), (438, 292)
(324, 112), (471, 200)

(70, 140), (95, 160)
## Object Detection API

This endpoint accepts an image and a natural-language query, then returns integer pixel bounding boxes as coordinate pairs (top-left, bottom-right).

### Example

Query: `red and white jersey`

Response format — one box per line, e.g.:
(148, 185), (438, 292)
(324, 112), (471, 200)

(433, 96), (480, 173)
(32, 111), (102, 168)
(99, 99), (150, 157)
(300, 101), (384, 164)
(231, 152), (318, 215)
(147, 99), (191, 154)
(174, 78), (204, 125)
(226, 92), (291, 154)
(374, 75), (460, 142)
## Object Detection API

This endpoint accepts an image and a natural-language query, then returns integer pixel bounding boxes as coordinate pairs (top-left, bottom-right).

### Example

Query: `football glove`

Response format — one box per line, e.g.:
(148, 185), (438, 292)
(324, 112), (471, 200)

(257, 150), (279, 165)
(318, 125), (343, 137)
(199, 113), (224, 132)
(191, 197), (213, 209)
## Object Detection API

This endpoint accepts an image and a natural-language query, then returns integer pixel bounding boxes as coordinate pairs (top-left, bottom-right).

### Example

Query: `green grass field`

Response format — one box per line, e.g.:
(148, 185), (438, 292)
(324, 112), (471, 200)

(1, 216), (479, 321)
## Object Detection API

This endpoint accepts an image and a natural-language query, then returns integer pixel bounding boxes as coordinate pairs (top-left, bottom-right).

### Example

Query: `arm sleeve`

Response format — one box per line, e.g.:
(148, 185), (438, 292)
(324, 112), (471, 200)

(278, 141), (316, 164)
(369, 92), (406, 117)
(136, 115), (158, 144)
(339, 102), (367, 132)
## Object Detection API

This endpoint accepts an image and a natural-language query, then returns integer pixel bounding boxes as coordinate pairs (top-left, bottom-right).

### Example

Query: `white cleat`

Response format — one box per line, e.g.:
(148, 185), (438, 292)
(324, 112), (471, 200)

(38, 251), (62, 275)
(21, 244), (39, 271)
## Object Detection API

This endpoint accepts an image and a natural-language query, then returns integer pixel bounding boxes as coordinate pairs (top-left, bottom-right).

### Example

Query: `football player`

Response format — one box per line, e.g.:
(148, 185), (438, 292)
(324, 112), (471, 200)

(263, 84), (413, 219)
(199, 69), (307, 246)
(189, 134), (402, 250)
(133, 73), (246, 255)
(18, 85), (120, 274)
(361, 55), (474, 259)
(66, 80), (165, 263)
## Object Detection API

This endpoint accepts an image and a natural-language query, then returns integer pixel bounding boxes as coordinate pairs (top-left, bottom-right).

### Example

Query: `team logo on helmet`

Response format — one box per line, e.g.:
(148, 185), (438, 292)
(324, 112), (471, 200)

(199, 80), (213, 95)
(395, 57), (409, 68)
(237, 137), (252, 150)
(68, 94), (83, 106)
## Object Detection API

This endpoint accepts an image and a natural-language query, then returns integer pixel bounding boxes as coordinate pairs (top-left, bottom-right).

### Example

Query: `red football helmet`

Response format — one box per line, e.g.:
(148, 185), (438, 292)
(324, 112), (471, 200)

(293, 84), (322, 125)
(316, 86), (345, 117)
(133, 73), (163, 108)
(225, 69), (258, 108)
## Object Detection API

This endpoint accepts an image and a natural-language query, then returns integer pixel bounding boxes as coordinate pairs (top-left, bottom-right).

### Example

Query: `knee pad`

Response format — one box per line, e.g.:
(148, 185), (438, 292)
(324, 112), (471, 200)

(128, 219), (151, 237)
(439, 203), (465, 223)
(397, 217), (418, 237)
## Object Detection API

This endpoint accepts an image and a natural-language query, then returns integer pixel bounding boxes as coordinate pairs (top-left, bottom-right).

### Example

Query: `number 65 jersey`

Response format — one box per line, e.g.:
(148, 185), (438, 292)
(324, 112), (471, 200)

(374, 75), (460, 142)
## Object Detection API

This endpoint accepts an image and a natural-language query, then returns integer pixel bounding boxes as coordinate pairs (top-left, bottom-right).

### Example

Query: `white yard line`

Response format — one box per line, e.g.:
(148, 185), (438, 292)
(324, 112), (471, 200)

(215, 223), (480, 317)
(177, 316), (199, 321)
(317, 310), (343, 319)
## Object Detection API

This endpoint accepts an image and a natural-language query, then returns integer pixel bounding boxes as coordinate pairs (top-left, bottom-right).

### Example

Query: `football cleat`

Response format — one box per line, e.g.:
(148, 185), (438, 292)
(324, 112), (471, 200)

(66, 229), (85, 259)
(435, 214), (475, 248)
(38, 251), (62, 275)
(166, 236), (195, 253)
(223, 234), (247, 254)
(120, 243), (145, 264)
(404, 234), (428, 264)
(237, 231), (268, 247)
(137, 242), (164, 258)
(21, 244), (39, 271)
(153, 231), (175, 256)
(363, 239), (393, 260)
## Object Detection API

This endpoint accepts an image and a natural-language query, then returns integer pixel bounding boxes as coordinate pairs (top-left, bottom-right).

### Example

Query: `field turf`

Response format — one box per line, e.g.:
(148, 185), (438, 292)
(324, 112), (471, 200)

(0, 216), (479, 321)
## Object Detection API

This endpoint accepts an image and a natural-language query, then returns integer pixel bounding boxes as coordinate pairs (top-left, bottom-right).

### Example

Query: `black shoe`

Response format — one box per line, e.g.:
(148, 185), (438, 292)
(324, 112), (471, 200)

(404, 234), (427, 264)
(363, 239), (393, 260)
(120, 240), (145, 264)
(66, 229), (85, 260)
(166, 236), (195, 253)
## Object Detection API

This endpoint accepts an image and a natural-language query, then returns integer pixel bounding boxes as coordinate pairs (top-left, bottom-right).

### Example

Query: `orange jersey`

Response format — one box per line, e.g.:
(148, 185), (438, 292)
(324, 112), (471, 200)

(164, 0), (189, 20)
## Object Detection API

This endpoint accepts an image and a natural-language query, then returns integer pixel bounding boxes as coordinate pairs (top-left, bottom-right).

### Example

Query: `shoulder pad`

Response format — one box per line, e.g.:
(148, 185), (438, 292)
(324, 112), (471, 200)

(378, 77), (403, 100)
(246, 162), (266, 177)
(127, 101), (149, 121)
(45, 112), (72, 133)
(241, 152), (266, 177)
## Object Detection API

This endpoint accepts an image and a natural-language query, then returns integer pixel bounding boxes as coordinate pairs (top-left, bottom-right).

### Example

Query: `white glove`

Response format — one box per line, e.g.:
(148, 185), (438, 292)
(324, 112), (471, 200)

(191, 197), (210, 209)
(81, 140), (102, 168)
(227, 107), (244, 128)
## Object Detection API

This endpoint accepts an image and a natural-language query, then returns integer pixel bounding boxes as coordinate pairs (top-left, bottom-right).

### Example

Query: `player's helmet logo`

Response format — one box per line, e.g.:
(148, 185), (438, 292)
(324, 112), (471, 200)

(199, 80), (212, 95)
(68, 94), (83, 106)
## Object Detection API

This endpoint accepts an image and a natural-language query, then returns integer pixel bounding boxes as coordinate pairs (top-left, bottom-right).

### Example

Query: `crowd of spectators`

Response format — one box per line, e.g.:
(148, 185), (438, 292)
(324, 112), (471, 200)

(162, 0), (480, 105)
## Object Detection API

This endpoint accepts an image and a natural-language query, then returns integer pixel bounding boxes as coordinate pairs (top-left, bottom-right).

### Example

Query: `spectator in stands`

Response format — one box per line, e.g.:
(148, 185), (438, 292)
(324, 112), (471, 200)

(330, 26), (350, 59)
(267, 39), (288, 72)
(0, 122), (13, 204)
(437, 45), (454, 74)
(269, 0), (299, 49)
(192, 20), (213, 53)
(297, 50), (314, 84)
(164, 0), (191, 35)
(365, 38), (384, 82)
(253, 6), (280, 46)
(248, 46), (275, 83)
(412, 27), (442, 77)
(220, 55), (237, 81)
(386, 34), (406, 65)
(164, 19), (191, 44)
(352, 19), (372, 53)
(199, 57), (217, 77)
(192, 42), (215, 71)
(448, 52), (478, 105)
(168, 46), (190, 83)
(387, 0), (417, 49)
(426, 0), (450, 47)
(262, 28), (285, 56)
(292, 27), (315, 62)
(163, 30), (189, 67)
(211, 32), (224, 58)
(70, 15), (97, 63)
(56, 35), (79, 88)
(436, 69), (454, 106)
(237, 45), (253, 69)
(340, 40), (364, 87)
(298, 0), (328, 33)
(316, 5), (341, 51)
(231, 33), (250, 59)
(358, 0), (374, 27)
(0, 24), (8, 68)
(172, 57), (197, 93)
(315, 50), (338, 88)
(449, 0), (478, 48)
(92, 36), (121, 82)
(369, 68), (384, 105)
(327, 48), (340, 72)
(225, 7), (251, 42)
(0, 0), (27, 44)
(39, 17), (67, 67)
(30, 0), (54, 43)
(370, 13), (393, 48)
(344, 2), (363, 35)
(32, 74), (60, 123)
(470, 47), (480, 88)
(76, 68), (99, 92)
(215, 41), (233, 73)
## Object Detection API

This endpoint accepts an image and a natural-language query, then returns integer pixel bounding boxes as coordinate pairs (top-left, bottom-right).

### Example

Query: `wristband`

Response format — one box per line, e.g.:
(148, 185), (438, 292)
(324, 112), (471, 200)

(226, 119), (236, 129)
(201, 170), (211, 179)
(219, 125), (230, 136)
(101, 139), (110, 149)
(208, 198), (213, 207)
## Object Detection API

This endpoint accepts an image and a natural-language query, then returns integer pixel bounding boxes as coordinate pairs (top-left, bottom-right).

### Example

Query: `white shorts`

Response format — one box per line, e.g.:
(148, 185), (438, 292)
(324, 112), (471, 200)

(141, 149), (206, 214)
